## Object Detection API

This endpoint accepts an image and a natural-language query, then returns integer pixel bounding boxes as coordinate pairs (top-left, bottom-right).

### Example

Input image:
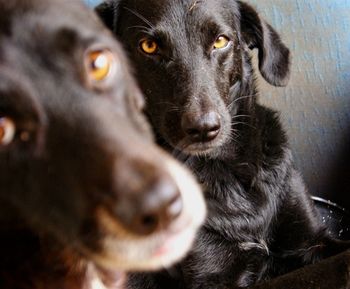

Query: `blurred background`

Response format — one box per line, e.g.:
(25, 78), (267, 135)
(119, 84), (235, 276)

(86, 0), (350, 209)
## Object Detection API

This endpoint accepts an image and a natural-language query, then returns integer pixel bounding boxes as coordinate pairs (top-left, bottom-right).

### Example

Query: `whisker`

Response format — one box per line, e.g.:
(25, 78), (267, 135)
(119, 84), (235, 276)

(155, 101), (178, 106)
(126, 26), (154, 36)
(231, 114), (251, 119)
(123, 7), (155, 30)
(127, 25), (150, 30)
(227, 93), (258, 109)
(167, 107), (181, 113)
(231, 121), (256, 130)
(229, 128), (240, 137)
(228, 130), (241, 145)
(154, 101), (182, 113)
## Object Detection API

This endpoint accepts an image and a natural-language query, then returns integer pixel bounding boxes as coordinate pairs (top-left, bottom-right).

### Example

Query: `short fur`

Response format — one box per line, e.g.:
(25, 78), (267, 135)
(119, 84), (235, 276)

(97, 0), (350, 288)
(0, 0), (206, 288)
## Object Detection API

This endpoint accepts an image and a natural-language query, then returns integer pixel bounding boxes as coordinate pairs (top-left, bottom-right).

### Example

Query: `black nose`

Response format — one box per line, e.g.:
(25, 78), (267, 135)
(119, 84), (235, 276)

(182, 111), (221, 142)
(115, 172), (183, 236)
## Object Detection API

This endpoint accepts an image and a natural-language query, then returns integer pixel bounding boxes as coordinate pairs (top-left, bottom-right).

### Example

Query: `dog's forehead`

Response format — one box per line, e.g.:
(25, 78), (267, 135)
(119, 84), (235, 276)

(119, 0), (240, 42)
(0, 0), (117, 72)
(120, 0), (239, 24)
(0, 0), (105, 42)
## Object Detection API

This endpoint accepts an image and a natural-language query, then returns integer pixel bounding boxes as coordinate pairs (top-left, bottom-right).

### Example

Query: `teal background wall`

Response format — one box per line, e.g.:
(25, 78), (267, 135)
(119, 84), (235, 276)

(86, 0), (350, 208)
(85, 0), (101, 7)
(248, 0), (350, 208)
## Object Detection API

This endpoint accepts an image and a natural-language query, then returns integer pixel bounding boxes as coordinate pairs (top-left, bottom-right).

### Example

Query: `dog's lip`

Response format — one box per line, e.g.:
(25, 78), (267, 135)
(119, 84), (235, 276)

(173, 131), (229, 155)
(176, 140), (221, 155)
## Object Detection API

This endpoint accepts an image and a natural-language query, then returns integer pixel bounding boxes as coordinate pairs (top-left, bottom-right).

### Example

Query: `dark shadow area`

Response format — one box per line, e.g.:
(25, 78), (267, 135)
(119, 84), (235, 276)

(322, 129), (350, 210)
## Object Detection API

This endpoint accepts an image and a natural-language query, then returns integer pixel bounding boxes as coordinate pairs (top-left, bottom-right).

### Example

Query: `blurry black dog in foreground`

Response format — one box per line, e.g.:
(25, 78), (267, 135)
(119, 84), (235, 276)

(97, 0), (350, 288)
(0, 0), (206, 288)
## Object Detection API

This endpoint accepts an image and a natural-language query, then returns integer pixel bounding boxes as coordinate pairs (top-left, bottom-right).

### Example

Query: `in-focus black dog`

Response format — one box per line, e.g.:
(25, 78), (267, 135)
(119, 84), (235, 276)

(0, 0), (206, 288)
(96, 0), (350, 288)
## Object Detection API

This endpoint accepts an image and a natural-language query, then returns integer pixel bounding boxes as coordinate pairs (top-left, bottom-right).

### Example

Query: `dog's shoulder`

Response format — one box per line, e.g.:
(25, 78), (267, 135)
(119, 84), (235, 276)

(254, 103), (289, 164)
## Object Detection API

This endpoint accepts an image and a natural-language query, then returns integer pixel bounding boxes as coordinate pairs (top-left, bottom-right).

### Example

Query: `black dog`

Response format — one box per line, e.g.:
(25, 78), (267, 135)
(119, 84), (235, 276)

(96, 0), (350, 288)
(0, 0), (206, 288)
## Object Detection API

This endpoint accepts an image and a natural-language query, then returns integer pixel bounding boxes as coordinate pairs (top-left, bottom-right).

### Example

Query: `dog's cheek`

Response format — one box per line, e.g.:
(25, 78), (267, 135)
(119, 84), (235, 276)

(231, 42), (244, 84)
(78, 212), (108, 256)
(215, 57), (236, 106)
(223, 41), (244, 102)
(162, 110), (186, 147)
(126, 90), (154, 141)
(137, 81), (175, 142)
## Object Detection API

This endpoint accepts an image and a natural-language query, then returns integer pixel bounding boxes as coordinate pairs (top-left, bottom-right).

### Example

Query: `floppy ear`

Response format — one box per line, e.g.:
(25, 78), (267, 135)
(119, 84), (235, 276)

(238, 1), (290, 87)
(95, 1), (119, 32)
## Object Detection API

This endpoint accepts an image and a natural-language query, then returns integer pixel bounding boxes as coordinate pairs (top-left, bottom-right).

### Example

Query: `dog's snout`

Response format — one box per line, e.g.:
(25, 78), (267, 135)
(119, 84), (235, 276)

(182, 111), (221, 142)
(133, 177), (183, 235)
(114, 167), (183, 236)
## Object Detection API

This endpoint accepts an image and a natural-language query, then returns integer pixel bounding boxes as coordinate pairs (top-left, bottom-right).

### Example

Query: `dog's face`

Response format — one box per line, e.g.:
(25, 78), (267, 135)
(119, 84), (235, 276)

(0, 0), (205, 272)
(97, 0), (290, 157)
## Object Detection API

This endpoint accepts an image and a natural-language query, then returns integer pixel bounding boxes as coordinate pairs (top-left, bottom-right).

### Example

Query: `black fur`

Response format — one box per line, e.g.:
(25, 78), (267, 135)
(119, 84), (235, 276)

(96, 0), (350, 288)
(0, 0), (205, 288)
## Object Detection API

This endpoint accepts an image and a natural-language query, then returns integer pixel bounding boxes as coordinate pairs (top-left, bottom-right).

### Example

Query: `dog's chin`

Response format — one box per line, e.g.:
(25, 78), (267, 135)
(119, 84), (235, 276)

(84, 208), (200, 274)
(179, 143), (221, 157)
(95, 224), (197, 272)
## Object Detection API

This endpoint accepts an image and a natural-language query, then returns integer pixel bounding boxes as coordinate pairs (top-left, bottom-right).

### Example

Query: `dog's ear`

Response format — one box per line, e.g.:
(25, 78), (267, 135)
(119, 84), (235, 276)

(95, 1), (119, 32)
(238, 1), (290, 87)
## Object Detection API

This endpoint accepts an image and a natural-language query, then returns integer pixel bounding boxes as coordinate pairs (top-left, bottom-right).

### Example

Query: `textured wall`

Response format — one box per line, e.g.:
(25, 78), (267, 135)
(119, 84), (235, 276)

(248, 0), (350, 208)
(87, 0), (350, 208)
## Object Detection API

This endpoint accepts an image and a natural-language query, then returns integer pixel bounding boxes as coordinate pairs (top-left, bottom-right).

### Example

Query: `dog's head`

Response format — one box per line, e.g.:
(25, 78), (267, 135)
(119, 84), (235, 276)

(0, 0), (205, 273)
(96, 0), (290, 157)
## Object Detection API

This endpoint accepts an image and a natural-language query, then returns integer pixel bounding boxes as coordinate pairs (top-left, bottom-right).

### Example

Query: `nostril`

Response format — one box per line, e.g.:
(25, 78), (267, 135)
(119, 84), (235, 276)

(135, 193), (183, 235)
(138, 214), (159, 234)
(117, 174), (183, 236)
(130, 210), (161, 236)
(186, 128), (201, 137)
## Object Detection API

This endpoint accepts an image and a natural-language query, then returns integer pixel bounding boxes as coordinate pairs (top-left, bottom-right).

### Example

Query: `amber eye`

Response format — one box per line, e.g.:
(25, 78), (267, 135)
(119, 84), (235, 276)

(139, 39), (158, 55)
(213, 35), (230, 49)
(86, 50), (115, 82)
(0, 117), (16, 146)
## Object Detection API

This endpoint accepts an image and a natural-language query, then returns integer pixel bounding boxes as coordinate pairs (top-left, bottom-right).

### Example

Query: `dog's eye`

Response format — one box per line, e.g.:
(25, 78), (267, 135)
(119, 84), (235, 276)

(0, 117), (16, 146)
(139, 39), (158, 55)
(213, 36), (230, 49)
(86, 50), (115, 82)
